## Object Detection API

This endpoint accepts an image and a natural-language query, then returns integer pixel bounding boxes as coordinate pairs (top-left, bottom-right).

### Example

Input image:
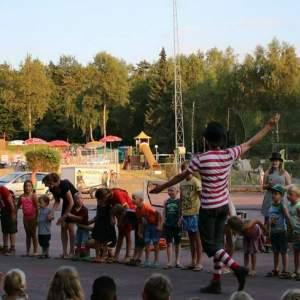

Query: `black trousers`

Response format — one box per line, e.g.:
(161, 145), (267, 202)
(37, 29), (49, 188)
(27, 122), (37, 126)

(199, 205), (229, 257)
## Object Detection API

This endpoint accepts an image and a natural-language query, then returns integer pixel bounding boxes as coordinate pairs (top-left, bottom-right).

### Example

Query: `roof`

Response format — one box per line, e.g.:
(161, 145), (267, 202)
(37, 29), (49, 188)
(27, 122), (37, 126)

(134, 131), (151, 140)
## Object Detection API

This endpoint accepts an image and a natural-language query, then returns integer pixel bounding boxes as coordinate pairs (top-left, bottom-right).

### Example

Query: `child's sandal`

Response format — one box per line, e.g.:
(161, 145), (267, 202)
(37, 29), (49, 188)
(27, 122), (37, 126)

(279, 271), (291, 279)
(265, 270), (279, 277)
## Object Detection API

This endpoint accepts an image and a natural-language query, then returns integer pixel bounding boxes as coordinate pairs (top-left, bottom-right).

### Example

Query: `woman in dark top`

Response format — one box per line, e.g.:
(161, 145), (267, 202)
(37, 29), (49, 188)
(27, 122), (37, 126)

(42, 173), (78, 258)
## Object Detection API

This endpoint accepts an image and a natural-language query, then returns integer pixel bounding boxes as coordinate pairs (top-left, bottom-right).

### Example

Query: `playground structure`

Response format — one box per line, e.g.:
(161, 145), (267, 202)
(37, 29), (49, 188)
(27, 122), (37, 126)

(123, 131), (160, 170)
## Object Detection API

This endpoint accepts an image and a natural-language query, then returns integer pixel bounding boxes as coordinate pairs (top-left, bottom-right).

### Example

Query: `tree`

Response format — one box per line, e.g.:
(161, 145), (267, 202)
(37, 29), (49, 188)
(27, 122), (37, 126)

(145, 48), (174, 152)
(91, 52), (129, 137)
(0, 64), (19, 138)
(15, 56), (52, 138)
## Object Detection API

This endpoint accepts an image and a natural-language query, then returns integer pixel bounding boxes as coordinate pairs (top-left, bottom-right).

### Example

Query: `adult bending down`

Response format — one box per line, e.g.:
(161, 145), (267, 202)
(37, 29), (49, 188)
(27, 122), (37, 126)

(150, 114), (280, 294)
(42, 173), (78, 258)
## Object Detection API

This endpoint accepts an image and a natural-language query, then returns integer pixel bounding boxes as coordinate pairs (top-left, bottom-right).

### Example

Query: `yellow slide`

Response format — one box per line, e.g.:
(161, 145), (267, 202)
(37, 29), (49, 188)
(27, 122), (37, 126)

(139, 143), (160, 169)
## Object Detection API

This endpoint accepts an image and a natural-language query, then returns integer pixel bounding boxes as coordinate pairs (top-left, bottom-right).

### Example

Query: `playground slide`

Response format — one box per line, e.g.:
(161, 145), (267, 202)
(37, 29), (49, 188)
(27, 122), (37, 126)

(139, 143), (159, 168)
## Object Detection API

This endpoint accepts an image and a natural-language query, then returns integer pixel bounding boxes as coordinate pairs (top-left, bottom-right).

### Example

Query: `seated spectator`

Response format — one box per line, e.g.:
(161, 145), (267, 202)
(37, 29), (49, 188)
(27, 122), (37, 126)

(143, 273), (172, 300)
(229, 291), (254, 300)
(90, 276), (117, 300)
(1, 268), (29, 300)
(46, 266), (84, 300)
(281, 289), (300, 300)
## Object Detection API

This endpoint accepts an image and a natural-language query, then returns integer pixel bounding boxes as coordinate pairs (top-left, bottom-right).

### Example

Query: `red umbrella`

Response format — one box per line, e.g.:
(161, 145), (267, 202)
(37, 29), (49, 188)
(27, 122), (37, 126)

(49, 140), (70, 147)
(24, 138), (48, 145)
(100, 135), (122, 143)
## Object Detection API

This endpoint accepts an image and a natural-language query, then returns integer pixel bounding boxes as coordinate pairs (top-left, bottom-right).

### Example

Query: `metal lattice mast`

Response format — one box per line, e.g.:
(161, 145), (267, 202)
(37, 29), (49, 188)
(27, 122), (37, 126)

(173, 0), (185, 165)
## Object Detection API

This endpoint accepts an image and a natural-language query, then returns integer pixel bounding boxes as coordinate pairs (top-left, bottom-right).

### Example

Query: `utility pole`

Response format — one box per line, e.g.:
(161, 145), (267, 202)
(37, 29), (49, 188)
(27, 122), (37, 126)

(173, 0), (185, 167)
(191, 101), (195, 153)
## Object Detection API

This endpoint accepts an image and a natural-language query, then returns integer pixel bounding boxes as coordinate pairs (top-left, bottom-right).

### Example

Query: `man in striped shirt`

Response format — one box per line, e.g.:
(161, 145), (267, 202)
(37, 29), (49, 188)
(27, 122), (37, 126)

(151, 113), (280, 294)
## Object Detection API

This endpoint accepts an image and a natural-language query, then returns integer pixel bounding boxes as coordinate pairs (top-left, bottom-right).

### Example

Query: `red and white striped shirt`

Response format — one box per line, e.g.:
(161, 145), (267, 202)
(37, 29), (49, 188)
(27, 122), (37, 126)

(187, 146), (241, 210)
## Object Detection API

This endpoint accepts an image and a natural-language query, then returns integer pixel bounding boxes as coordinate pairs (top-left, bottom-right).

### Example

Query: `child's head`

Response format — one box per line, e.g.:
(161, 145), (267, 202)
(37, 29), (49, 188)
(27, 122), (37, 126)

(227, 216), (244, 234)
(74, 192), (84, 207)
(95, 188), (112, 204)
(287, 184), (300, 204)
(42, 173), (61, 189)
(111, 204), (126, 218)
(46, 266), (84, 300)
(3, 269), (27, 297)
(91, 276), (117, 300)
(38, 195), (50, 208)
(280, 289), (300, 300)
(181, 161), (192, 179)
(132, 191), (144, 208)
(23, 180), (34, 194)
(203, 122), (227, 149)
(229, 291), (254, 300)
(271, 184), (285, 204)
(167, 186), (178, 199)
(143, 273), (172, 300)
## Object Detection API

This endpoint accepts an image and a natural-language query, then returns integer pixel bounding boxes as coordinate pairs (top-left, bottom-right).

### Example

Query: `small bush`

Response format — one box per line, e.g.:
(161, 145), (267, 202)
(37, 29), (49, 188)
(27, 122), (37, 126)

(25, 148), (61, 172)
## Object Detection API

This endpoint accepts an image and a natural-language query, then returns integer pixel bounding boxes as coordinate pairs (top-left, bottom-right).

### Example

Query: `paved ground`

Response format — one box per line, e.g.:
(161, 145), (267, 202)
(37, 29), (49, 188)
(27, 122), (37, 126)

(0, 192), (298, 300)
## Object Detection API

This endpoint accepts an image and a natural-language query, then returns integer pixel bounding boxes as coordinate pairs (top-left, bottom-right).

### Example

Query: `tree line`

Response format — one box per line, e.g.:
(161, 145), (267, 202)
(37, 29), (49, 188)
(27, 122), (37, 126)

(0, 38), (300, 154)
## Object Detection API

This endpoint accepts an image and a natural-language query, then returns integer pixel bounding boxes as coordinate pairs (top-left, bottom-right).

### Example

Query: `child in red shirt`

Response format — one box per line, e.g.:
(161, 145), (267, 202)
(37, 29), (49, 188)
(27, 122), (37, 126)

(133, 191), (162, 268)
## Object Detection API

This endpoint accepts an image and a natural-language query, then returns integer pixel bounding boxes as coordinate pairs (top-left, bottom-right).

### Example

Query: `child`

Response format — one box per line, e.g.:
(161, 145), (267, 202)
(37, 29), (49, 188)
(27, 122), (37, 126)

(89, 189), (116, 263)
(227, 216), (266, 276)
(95, 188), (135, 263)
(287, 184), (300, 281)
(1, 268), (29, 300)
(180, 161), (202, 271)
(0, 186), (17, 256)
(163, 186), (182, 269)
(65, 193), (89, 259)
(46, 266), (84, 300)
(37, 195), (53, 259)
(18, 180), (38, 257)
(91, 276), (117, 300)
(111, 204), (140, 264)
(142, 273), (172, 300)
(132, 191), (162, 268)
(266, 184), (289, 278)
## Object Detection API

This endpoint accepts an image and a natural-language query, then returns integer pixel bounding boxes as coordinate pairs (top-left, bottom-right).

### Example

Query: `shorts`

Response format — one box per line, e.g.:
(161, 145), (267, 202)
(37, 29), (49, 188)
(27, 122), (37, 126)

(293, 233), (300, 252)
(1, 213), (17, 234)
(76, 227), (89, 247)
(144, 224), (160, 245)
(38, 234), (51, 249)
(270, 231), (288, 253)
(182, 215), (198, 233)
(163, 225), (181, 245)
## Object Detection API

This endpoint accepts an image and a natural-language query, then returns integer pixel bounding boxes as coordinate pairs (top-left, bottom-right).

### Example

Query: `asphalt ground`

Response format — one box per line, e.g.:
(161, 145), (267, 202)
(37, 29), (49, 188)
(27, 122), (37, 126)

(0, 193), (298, 300)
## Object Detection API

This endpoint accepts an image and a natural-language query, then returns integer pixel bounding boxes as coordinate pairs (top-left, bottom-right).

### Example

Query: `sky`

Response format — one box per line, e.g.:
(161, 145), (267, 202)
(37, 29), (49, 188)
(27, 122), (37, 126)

(0, 0), (300, 66)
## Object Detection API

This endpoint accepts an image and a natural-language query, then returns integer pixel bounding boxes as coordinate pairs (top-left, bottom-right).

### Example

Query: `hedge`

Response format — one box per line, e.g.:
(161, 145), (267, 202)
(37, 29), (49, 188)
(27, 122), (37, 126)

(25, 148), (61, 172)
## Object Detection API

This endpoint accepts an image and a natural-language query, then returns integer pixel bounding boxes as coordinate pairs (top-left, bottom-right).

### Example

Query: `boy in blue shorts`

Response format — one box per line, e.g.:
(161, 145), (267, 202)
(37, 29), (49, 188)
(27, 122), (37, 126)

(163, 186), (182, 269)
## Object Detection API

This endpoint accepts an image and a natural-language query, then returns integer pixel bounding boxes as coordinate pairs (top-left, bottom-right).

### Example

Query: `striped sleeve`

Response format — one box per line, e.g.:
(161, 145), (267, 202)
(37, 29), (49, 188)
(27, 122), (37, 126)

(228, 145), (242, 161)
(187, 155), (200, 173)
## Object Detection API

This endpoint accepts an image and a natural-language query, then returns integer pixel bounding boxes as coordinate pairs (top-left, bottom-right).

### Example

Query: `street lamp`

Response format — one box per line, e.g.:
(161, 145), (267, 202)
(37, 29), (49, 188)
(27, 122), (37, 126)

(154, 145), (159, 161)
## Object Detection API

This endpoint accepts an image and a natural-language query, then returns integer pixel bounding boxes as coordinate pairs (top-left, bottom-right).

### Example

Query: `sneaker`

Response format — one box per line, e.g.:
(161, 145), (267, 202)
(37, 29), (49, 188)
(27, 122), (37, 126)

(200, 280), (221, 294)
(143, 261), (151, 268)
(151, 262), (160, 269)
(233, 266), (249, 291)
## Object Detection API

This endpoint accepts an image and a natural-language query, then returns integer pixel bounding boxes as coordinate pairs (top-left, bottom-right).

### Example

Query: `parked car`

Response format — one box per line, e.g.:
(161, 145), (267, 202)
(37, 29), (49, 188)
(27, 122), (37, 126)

(0, 172), (49, 198)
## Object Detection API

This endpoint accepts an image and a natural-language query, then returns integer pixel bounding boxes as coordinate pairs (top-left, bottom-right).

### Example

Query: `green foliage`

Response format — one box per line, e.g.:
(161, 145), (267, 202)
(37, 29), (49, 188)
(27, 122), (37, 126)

(0, 39), (300, 158)
(25, 148), (61, 172)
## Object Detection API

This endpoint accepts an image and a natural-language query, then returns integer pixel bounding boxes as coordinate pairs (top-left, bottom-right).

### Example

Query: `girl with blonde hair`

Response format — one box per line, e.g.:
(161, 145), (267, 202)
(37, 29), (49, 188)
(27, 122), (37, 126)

(1, 268), (29, 300)
(46, 266), (85, 300)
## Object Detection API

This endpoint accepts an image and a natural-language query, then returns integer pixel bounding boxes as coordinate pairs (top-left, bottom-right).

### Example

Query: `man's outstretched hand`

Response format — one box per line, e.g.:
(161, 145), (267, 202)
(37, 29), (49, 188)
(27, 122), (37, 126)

(149, 184), (163, 194)
(267, 113), (280, 127)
